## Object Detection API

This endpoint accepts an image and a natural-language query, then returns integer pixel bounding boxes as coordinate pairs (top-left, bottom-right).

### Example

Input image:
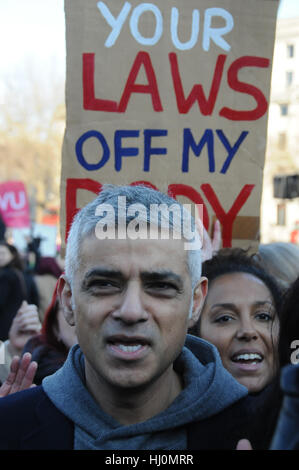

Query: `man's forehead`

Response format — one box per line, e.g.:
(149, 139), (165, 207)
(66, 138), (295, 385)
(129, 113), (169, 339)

(79, 233), (189, 274)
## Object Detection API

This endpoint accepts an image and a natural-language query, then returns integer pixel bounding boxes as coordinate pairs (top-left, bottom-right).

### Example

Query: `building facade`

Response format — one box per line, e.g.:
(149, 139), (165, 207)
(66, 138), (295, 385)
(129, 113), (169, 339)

(261, 17), (299, 243)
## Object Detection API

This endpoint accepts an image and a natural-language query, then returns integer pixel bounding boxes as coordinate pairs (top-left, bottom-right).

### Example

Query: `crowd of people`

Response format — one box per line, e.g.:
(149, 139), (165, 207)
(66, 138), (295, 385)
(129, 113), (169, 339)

(0, 184), (299, 450)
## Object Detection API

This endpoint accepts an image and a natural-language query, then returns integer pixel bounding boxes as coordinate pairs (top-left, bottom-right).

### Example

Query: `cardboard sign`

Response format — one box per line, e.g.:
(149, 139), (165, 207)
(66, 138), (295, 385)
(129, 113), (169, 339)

(0, 181), (30, 228)
(61, 0), (279, 248)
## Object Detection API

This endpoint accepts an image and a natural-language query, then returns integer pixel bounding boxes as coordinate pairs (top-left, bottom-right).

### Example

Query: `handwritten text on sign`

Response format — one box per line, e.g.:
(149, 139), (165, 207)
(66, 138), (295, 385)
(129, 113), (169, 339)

(63, 0), (278, 247)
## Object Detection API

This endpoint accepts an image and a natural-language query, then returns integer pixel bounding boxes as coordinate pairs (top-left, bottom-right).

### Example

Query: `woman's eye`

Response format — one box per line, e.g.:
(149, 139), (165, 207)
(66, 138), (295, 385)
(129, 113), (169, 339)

(215, 314), (234, 324)
(255, 312), (273, 322)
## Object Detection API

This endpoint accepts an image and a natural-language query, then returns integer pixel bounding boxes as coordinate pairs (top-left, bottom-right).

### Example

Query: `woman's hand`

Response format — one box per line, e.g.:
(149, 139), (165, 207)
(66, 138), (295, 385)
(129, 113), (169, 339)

(8, 301), (41, 355)
(197, 219), (222, 262)
(0, 353), (37, 398)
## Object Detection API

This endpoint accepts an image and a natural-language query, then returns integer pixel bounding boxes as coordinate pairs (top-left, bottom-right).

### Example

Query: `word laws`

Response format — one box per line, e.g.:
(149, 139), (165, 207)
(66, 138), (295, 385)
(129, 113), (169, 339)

(83, 51), (269, 120)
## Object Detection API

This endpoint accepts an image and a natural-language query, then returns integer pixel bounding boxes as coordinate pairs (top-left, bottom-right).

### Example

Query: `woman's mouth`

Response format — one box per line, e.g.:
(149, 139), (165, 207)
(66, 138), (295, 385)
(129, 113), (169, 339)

(230, 352), (263, 371)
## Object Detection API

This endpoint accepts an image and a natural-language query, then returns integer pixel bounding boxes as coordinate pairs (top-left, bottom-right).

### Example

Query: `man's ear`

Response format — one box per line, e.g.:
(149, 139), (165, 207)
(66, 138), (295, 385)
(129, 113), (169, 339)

(57, 275), (75, 326)
(188, 277), (208, 329)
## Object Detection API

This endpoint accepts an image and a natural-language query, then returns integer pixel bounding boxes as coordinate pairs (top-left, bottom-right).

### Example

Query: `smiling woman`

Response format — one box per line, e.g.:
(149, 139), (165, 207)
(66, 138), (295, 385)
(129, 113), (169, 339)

(189, 248), (283, 394)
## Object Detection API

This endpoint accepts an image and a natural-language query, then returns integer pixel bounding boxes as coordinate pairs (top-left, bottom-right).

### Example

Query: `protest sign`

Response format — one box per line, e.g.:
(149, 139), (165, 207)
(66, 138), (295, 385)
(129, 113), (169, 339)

(61, 0), (279, 248)
(0, 181), (30, 228)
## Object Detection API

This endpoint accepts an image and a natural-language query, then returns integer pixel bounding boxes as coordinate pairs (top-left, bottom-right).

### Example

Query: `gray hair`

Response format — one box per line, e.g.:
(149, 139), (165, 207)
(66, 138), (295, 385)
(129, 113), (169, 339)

(65, 184), (202, 289)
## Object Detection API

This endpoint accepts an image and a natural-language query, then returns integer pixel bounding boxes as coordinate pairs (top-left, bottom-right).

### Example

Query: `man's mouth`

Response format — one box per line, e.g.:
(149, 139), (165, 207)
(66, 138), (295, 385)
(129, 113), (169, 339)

(106, 336), (150, 359)
(112, 343), (144, 353)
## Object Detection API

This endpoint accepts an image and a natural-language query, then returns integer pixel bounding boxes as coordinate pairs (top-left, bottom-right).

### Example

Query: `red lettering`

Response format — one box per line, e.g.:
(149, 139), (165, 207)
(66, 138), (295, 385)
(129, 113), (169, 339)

(169, 53), (227, 115)
(168, 183), (209, 230)
(118, 51), (163, 112)
(200, 183), (255, 247)
(220, 56), (269, 121)
(65, 179), (158, 241)
(65, 178), (102, 241)
(82, 53), (118, 112)
(64, 179), (255, 248)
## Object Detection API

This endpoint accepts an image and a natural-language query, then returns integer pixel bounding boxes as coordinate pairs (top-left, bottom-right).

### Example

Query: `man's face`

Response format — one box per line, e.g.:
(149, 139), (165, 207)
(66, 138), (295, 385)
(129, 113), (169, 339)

(60, 233), (206, 392)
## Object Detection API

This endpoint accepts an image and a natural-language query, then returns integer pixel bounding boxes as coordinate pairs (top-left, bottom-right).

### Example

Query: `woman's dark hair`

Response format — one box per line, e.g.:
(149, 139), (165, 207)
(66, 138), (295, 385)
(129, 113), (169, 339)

(36, 256), (63, 278)
(189, 248), (283, 336)
(278, 276), (299, 368)
(0, 241), (24, 270)
(23, 284), (69, 385)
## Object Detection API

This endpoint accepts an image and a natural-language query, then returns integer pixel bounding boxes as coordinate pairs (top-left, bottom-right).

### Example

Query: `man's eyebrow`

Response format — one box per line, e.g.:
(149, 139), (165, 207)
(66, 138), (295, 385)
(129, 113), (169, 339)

(83, 268), (124, 281)
(82, 268), (184, 288)
(141, 270), (183, 285)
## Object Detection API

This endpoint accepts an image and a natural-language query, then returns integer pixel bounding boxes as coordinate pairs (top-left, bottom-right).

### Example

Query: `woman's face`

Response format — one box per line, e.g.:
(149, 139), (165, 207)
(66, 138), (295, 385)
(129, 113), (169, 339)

(200, 272), (279, 393)
(0, 245), (13, 267)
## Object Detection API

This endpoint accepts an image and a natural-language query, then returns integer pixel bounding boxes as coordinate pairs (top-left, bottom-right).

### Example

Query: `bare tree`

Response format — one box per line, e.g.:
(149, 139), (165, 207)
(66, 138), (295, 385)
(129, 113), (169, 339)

(0, 57), (65, 223)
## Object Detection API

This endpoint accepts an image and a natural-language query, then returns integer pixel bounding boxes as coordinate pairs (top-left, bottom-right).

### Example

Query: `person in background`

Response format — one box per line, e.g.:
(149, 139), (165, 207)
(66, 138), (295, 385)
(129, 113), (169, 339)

(0, 301), (41, 385)
(0, 287), (74, 394)
(257, 242), (299, 290)
(189, 248), (284, 448)
(190, 248), (282, 394)
(0, 353), (37, 398)
(0, 215), (6, 242)
(25, 236), (42, 273)
(276, 275), (299, 368)
(34, 255), (64, 323)
(269, 275), (299, 450)
(23, 285), (77, 385)
(0, 241), (38, 340)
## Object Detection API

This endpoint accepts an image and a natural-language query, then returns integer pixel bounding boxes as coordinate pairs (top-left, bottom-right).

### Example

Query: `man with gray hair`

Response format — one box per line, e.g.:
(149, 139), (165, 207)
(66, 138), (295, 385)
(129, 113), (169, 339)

(0, 184), (255, 450)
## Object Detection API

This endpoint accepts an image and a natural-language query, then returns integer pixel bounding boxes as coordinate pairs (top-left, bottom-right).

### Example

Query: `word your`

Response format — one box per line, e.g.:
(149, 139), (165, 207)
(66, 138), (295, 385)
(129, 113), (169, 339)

(65, 178), (255, 247)
(76, 127), (248, 174)
(290, 340), (299, 365)
(97, 1), (234, 51)
(94, 197), (202, 251)
(83, 51), (269, 120)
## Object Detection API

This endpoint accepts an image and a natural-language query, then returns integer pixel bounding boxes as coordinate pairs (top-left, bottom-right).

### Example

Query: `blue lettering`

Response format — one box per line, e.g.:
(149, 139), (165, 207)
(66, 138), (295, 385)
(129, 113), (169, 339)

(144, 129), (167, 172)
(182, 128), (215, 173)
(76, 130), (110, 171)
(217, 129), (249, 174)
(114, 129), (140, 171)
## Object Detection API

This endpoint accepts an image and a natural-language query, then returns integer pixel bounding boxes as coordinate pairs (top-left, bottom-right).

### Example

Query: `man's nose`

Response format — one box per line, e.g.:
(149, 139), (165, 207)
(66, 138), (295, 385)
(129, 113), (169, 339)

(112, 283), (148, 324)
